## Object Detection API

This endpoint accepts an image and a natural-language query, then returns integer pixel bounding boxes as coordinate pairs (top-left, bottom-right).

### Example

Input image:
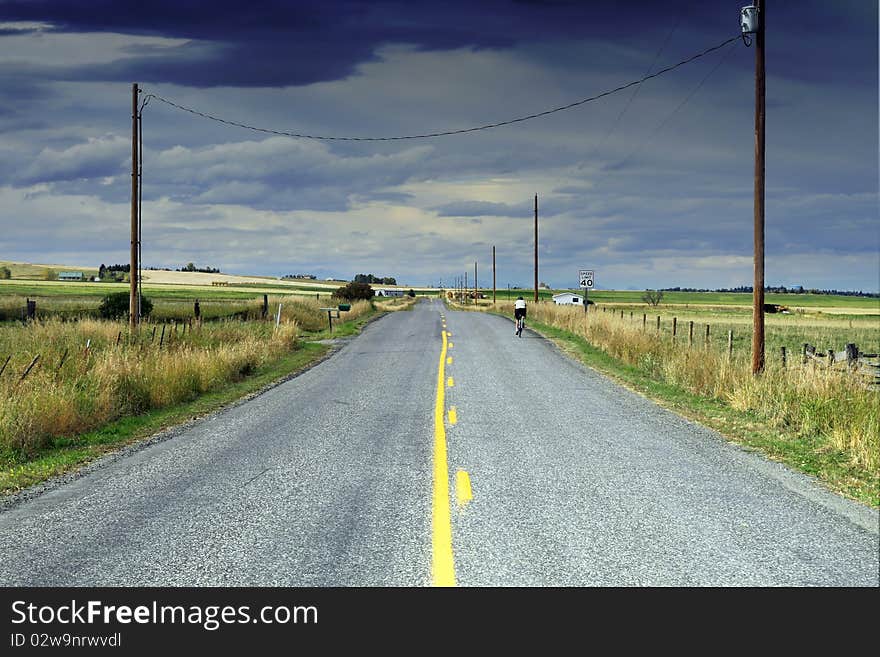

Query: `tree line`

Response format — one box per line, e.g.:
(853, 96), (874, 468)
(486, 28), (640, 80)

(661, 286), (878, 298)
(353, 274), (396, 285)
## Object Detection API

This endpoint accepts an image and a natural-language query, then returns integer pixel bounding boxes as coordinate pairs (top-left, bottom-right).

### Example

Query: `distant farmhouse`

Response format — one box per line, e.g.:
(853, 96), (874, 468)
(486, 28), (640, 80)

(552, 292), (584, 305)
(58, 271), (83, 281)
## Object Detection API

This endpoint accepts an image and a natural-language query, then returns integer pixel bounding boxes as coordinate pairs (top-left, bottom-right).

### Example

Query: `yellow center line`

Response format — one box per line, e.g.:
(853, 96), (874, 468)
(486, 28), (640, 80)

(456, 470), (473, 507)
(449, 342), (454, 349)
(448, 406), (457, 425)
(432, 330), (456, 586)
(447, 376), (454, 387)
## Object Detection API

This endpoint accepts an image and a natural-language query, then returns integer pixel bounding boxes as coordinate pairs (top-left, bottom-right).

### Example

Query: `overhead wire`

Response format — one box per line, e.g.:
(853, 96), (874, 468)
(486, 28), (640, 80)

(609, 38), (740, 171)
(141, 34), (742, 142)
(588, 11), (684, 156)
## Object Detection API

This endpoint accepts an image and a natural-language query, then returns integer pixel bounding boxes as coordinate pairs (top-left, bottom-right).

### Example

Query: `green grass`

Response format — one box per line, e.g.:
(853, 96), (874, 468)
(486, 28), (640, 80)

(485, 288), (880, 309)
(0, 280), (300, 300)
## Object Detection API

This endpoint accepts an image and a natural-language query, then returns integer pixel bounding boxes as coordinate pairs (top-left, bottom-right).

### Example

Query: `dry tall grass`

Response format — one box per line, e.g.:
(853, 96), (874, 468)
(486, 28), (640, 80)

(272, 296), (373, 331)
(0, 297), (377, 454)
(479, 301), (879, 472)
(0, 318), (303, 454)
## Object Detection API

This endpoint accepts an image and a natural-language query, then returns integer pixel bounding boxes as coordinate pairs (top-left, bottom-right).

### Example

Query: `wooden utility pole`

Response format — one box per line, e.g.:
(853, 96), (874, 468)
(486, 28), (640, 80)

(130, 82), (140, 332)
(464, 271), (468, 304)
(533, 194), (538, 303)
(752, 0), (765, 375)
(492, 246), (496, 304)
(474, 261), (477, 302)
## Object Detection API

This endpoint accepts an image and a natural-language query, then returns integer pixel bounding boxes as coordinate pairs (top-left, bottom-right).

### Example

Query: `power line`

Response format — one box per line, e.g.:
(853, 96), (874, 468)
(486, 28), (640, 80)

(143, 34), (742, 142)
(610, 38), (739, 170)
(589, 11), (684, 155)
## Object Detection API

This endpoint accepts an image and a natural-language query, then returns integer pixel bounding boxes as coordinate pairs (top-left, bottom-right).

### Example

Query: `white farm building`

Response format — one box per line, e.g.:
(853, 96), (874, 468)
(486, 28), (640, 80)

(552, 292), (584, 305)
(375, 288), (405, 297)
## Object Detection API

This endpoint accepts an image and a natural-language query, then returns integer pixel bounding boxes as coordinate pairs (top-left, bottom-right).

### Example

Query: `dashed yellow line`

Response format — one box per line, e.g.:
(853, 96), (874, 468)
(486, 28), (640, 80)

(447, 356), (453, 365)
(447, 377), (454, 388)
(448, 406), (457, 425)
(449, 342), (454, 349)
(432, 330), (456, 586)
(456, 470), (473, 507)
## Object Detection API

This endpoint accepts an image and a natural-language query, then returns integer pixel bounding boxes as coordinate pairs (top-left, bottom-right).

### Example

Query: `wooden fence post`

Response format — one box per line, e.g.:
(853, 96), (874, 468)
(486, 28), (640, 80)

(642, 313), (646, 330)
(194, 299), (201, 321)
(656, 315), (660, 332)
(688, 321), (694, 347)
(728, 330), (734, 360)
(116, 331), (122, 347)
(26, 298), (36, 321)
(56, 348), (69, 373)
(159, 324), (166, 348)
(262, 294), (269, 320)
(0, 354), (10, 378)
(151, 326), (156, 343)
(781, 346), (786, 368)
(672, 317), (677, 343)
(845, 343), (858, 370)
(705, 324), (710, 348)
(19, 355), (39, 383)
(802, 343), (808, 365)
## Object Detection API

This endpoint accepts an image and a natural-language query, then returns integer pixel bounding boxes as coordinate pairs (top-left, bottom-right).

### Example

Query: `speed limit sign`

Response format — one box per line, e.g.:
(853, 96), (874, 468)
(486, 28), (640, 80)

(578, 269), (594, 289)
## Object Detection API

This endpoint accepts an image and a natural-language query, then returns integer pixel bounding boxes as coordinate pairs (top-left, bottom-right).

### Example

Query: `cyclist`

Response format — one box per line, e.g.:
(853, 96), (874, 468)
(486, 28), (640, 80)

(513, 296), (527, 337)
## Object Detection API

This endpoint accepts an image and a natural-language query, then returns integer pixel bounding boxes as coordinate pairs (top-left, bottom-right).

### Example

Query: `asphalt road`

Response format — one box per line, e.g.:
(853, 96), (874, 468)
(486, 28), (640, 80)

(0, 299), (877, 586)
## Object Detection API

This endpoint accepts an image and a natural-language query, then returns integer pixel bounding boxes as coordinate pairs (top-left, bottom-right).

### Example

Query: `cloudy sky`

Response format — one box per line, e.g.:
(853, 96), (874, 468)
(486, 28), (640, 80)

(0, 0), (876, 290)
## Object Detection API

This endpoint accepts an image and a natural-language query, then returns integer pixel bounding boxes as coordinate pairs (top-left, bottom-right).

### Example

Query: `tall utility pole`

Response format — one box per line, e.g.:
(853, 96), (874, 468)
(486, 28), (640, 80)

(129, 82), (140, 333)
(464, 270), (468, 304)
(752, 0), (765, 375)
(474, 261), (477, 302)
(492, 246), (496, 305)
(533, 194), (539, 303)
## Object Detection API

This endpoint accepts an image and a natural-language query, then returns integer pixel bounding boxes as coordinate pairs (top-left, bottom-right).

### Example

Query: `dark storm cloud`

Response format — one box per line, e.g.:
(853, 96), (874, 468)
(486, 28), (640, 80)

(0, 0), (721, 88)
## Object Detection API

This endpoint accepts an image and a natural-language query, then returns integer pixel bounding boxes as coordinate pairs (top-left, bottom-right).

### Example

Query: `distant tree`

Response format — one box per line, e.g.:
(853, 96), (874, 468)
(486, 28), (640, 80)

(642, 289), (664, 306)
(407, 289), (416, 297)
(333, 282), (374, 301)
(98, 292), (153, 319)
(98, 264), (107, 279)
(0, 266), (10, 280)
(382, 277), (397, 285)
(43, 268), (58, 281)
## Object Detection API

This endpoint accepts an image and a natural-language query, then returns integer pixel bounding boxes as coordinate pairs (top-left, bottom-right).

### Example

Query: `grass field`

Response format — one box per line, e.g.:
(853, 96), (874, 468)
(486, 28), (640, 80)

(0, 260), (98, 281)
(0, 277), (440, 321)
(490, 288), (879, 313)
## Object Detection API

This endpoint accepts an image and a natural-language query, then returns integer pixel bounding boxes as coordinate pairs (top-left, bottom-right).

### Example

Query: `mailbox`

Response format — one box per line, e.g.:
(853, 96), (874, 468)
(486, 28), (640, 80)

(338, 304), (351, 311)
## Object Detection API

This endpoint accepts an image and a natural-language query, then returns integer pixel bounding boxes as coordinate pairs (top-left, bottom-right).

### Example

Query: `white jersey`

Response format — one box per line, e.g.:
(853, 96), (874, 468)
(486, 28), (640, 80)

(514, 299), (526, 310)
